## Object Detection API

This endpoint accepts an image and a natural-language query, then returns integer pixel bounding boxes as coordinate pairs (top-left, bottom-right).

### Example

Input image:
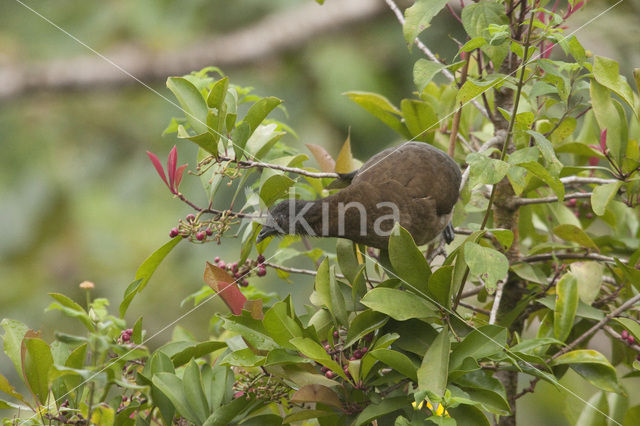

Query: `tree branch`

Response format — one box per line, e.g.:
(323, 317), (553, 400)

(560, 176), (618, 186)
(263, 261), (382, 283)
(519, 252), (622, 264)
(489, 280), (506, 324)
(0, 0), (387, 101)
(510, 191), (593, 207)
(217, 156), (338, 179)
(551, 292), (640, 360)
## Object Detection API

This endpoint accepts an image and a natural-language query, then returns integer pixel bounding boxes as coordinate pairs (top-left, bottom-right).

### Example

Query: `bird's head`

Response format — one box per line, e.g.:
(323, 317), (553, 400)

(256, 199), (308, 243)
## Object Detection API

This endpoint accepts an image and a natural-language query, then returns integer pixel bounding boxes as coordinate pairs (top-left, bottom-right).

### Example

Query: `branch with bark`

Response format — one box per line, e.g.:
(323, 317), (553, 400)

(0, 0), (387, 101)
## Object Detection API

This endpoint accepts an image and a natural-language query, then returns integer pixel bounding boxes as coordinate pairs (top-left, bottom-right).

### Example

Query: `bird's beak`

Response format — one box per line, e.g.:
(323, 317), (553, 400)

(256, 226), (278, 244)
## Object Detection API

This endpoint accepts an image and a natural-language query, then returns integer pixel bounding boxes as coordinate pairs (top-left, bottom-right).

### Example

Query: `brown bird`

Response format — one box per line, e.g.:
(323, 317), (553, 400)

(256, 142), (461, 249)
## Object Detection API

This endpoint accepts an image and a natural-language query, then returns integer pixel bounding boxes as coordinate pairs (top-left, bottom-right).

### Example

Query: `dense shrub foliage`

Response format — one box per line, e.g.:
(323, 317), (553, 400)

(2, 1), (640, 425)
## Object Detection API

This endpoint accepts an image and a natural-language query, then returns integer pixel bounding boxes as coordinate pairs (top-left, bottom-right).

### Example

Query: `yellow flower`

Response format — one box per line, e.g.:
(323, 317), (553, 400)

(412, 400), (450, 417)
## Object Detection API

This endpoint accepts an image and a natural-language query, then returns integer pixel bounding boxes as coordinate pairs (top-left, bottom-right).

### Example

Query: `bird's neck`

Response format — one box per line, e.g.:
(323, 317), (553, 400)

(287, 195), (362, 238)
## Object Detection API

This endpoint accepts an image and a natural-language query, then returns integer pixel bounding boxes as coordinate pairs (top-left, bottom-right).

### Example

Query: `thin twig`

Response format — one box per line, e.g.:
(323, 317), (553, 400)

(489, 280), (506, 324)
(176, 192), (259, 219)
(519, 252), (621, 264)
(218, 156), (339, 179)
(510, 191), (592, 207)
(449, 58), (470, 157)
(459, 301), (491, 315)
(560, 176), (618, 186)
(384, 0), (489, 119)
(550, 292), (640, 360)
(263, 261), (382, 283)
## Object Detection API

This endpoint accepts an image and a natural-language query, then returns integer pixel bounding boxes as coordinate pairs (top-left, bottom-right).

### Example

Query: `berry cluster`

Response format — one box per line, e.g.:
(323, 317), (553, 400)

(213, 254), (267, 287)
(619, 329), (640, 361)
(318, 329), (372, 389)
(119, 328), (134, 344)
(169, 213), (235, 243)
(565, 196), (594, 220)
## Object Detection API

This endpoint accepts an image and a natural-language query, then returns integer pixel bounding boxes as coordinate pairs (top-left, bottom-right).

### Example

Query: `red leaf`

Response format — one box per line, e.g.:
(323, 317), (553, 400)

(204, 262), (247, 315)
(600, 129), (608, 153)
(174, 164), (188, 192)
(167, 146), (177, 191)
(147, 151), (169, 188)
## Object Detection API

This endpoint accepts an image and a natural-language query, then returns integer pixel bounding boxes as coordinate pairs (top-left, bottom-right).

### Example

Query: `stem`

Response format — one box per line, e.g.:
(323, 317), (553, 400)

(551, 292), (640, 360)
(263, 261), (382, 283)
(510, 191), (592, 207)
(519, 252), (620, 264)
(217, 155), (338, 179)
(448, 58), (470, 157)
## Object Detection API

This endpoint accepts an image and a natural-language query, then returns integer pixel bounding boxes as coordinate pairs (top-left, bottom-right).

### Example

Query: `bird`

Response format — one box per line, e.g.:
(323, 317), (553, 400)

(256, 141), (461, 249)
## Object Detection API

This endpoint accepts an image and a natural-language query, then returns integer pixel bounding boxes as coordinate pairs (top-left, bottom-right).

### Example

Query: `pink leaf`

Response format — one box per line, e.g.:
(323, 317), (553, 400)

(204, 262), (247, 315)
(174, 164), (188, 192)
(146, 151), (169, 188)
(600, 129), (607, 153)
(167, 146), (177, 191)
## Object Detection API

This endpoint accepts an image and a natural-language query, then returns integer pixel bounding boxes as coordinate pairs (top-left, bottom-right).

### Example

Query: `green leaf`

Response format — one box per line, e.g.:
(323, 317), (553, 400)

(403, 0), (449, 47)
(575, 391), (608, 426)
(177, 125), (218, 156)
(614, 318), (640, 343)
(417, 326), (450, 398)
(428, 265), (454, 308)
(389, 223), (431, 292)
(625, 405), (640, 426)
(344, 311), (388, 349)
(518, 161), (564, 200)
(553, 273), (578, 342)
(314, 258), (348, 326)
(450, 325), (507, 371)
(353, 396), (410, 426)
(361, 288), (437, 321)
(0, 373), (25, 403)
(259, 174), (294, 207)
(344, 91), (410, 138)
(243, 97), (282, 134)
(22, 337), (53, 405)
(447, 405), (490, 426)
(463, 242), (508, 293)
(220, 348), (264, 367)
(526, 131), (562, 175)
(263, 300), (303, 350)
(167, 77), (209, 134)
(202, 397), (247, 426)
(1, 319), (28, 376)
(591, 182), (622, 216)
(570, 262), (604, 305)
(553, 224), (597, 249)
(466, 152), (510, 186)
(46, 293), (94, 332)
(413, 59), (446, 93)
(401, 99), (437, 143)
(153, 373), (198, 424)
(171, 341), (227, 368)
(120, 237), (181, 317)
(289, 338), (346, 380)
(369, 349), (418, 381)
(591, 80), (628, 165)
(207, 76), (229, 109)
(218, 313), (278, 351)
(183, 360), (209, 424)
(457, 78), (501, 105)
(336, 239), (360, 284)
(593, 56), (638, 119)
(552, 350), (622, 393)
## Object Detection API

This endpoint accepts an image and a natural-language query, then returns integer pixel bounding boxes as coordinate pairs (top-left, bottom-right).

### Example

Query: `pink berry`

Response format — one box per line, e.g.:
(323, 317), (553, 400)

(333, 330), (339, 339)
(257, 266), (267, 277)
(628, 336), (635, 345)
(257, 254), (265, 264)
(233, 391), (244, 399)
(361, 347), (368, 354)
(218, 261), (225, 269)
(622, 330), (629, 340)
(349, 356), (356, 361)
(196, 231), (206, 241)
(205, 228), (213, 236)
(325, 371), (335, 379)
(169, 227), (179, 238)
(231, 263), (238, 273)
(353, 349), (362, 359)
(241, 278), (249, 287)
(565, 199), (577, 207)
(320, 366), (328, 373)
(214, 256), (220, 263)
(186, 214), (196, 222)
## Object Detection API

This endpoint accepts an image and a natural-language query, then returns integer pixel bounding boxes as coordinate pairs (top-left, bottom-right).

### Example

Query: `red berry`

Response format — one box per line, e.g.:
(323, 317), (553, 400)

(214, 256), (220, 263)
(218, 261), (226, 269)
(196, 231), (206, 241)
(349, 356), (356, 361)
(186, 214), (196, 222)
(324, 344), (331, 352)
(333, 330), (339, 339)
(257, 254), (266, 264)
(636, 353), (640, 362)
(325, 371), (335, 379)
(628, 336), (635, 345)
(621, 330), (629, 340)
(233, 391), (245, 399)
(231, 263), (238, 273)
(361, 347), (368, 354)
(565, 199), (577, 207)
(257, 266), (267, 277)
(241, 278), (249, 287)
(353, 349), (362, 359)
(169, 227), (179, 238)
(320, 366), (328, 373)
(585, 213), (593, 219)
(205, 228), (213, 236)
